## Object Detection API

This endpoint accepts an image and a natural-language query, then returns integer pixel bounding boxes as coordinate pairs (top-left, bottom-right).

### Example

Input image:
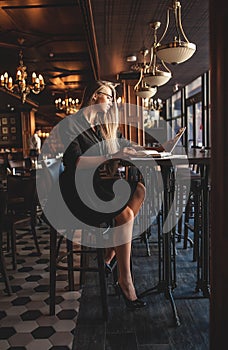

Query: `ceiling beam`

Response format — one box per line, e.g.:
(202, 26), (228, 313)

(78, 0), (100, 81)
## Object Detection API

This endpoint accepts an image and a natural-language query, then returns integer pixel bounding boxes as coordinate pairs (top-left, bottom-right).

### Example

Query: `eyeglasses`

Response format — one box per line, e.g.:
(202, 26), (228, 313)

(98, 91), (113, 102)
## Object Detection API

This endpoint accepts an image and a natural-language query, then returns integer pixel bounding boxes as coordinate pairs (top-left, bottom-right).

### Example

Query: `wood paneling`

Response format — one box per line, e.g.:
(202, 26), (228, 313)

(209, 0), (228, 348)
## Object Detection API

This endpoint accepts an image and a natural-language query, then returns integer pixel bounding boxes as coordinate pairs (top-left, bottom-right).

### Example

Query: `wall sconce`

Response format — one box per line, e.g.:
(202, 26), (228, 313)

(156, 1), (196, 64)
(173, 83), (180, 92)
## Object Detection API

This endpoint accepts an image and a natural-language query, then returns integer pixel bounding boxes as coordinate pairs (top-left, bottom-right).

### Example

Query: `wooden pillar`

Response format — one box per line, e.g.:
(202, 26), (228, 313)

(120, 81), (144, 145)
(209, 0), (228, 348)
(120, 81), (129, 138)
(20, 108), (37, 157)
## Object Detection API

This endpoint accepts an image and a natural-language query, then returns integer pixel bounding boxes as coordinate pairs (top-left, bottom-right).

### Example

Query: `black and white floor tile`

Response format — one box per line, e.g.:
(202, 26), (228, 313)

(0, 224), (81, 350)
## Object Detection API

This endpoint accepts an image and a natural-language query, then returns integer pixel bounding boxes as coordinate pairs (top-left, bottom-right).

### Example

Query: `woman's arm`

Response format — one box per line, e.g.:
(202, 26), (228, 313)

(76, 155), (108, 169)
(116, 128), (147, 150)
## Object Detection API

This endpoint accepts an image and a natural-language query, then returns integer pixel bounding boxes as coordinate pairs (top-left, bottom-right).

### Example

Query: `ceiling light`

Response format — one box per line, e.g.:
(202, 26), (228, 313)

(146, 98), (163, 111)
(0, 38), (45, 103)
(133, 46), (157, 99)
(156, 1), (196, 64)
(135, 85), (157, 99)
(55, 95), (80, 115)
(143, 69), (171, 87)
(142, 22), (172, 87)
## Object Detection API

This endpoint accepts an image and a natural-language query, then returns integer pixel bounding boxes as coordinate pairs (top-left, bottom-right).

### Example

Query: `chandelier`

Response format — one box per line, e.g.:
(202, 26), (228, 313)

(126, 1), (196, 100)
(144, 98), (163, 111)
(135, 85), (157, 99)
(156, 1), (196, 64)
(0, 38), (45, 103)
(55, 96), (80, 115)
(132, 22), (172, 101)
(133, 47), (157, 99)
(143, 22), (172, 88)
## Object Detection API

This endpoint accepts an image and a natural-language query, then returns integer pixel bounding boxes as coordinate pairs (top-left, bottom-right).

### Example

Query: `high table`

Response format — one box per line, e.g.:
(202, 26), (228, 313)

(127, 149), (211, 326)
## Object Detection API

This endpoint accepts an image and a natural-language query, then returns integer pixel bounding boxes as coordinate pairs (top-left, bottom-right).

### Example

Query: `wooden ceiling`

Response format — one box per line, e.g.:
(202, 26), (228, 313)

(0, 0), (209, 126)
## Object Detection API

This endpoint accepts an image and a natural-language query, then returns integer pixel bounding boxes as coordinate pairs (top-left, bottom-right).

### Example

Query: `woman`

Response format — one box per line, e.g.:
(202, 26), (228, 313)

(59, 80), (146, 309)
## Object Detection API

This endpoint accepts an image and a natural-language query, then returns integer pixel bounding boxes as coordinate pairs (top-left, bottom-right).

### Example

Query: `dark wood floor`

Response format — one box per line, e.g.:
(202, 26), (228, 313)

(72, 223), (209, 350)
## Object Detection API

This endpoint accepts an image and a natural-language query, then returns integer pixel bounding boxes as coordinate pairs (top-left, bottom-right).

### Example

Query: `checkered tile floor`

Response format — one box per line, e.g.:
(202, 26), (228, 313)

(0, 223), (81, 350)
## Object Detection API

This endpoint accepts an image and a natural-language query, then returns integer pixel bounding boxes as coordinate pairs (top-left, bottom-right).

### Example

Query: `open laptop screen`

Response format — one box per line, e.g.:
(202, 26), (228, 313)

(162, 127), (186, 153)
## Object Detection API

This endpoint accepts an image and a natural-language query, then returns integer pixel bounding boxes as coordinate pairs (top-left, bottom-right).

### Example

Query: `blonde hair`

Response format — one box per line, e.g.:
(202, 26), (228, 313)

(80, 80), (120, 154)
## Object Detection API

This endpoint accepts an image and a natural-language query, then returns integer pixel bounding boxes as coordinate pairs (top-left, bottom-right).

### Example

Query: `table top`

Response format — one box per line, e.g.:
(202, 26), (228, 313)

(129, 148), (211, 166)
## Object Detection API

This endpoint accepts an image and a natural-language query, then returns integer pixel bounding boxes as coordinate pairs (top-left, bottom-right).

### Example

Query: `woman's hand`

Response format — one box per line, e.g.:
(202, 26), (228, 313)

(123, 147), (137, 155)
(112, 147), (137, 159)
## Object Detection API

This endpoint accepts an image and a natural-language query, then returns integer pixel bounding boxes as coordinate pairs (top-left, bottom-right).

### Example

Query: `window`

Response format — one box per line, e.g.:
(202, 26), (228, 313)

(186, 76), (201, 98)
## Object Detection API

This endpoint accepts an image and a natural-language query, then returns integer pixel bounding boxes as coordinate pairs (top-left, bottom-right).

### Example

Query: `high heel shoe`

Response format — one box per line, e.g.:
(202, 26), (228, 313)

(105, 257), (117, 277)
(117, 283), (147, 310)
(105, 263), (113, 276)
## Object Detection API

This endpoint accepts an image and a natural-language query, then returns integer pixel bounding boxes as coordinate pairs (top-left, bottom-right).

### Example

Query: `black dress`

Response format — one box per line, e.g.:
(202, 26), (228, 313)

(59, 112), (138, 227)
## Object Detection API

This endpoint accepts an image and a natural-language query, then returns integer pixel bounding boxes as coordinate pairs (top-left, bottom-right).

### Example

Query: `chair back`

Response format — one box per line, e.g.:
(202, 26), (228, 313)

(8, 160), (26, 168)
(0, 192), (7, 219)
(37, 159), (66, 228)
(37, 159), (63, 201)
(7, 175), (37, 213)
(8, 159), (31, 175)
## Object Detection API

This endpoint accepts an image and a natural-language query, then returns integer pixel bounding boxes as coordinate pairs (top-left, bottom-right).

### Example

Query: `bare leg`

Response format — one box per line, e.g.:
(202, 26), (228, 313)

(113, 182), (146, 300)
(127, 182), (146, 216)
(105, 182), (146, 265)
(105, 247), (116, 265)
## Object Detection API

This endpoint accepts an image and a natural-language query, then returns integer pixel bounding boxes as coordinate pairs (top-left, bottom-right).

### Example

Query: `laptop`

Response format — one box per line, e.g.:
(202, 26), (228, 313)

(133, 127), (186, 158)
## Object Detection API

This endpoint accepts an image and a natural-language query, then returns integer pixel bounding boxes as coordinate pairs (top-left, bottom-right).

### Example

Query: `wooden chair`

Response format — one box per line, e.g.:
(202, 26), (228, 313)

(1, 175), (41, 269)
(0, 192), (12, 295)
(8, 159), (31, 175)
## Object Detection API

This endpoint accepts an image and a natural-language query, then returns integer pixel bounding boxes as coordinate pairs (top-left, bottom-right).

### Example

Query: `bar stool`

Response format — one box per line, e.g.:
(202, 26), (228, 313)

(38, 159), (110, 320)
(48, 225), (109, 319)
(176, 164), (202, 261)
(127, 163), (161, 256)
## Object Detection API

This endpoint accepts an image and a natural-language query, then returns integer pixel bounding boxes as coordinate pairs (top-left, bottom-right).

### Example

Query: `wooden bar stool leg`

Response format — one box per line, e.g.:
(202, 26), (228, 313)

(0, 236), (12, 295)
(49, 227), (57, 315)
(66, 238), (75, 291)
(183, 197), (191, 249)
(177, 184), (184, 242)
(96, 248), (108, 321)
(31, 211), (41, 255)
(192, 190), (200, 262)
(79, 247), (88, 288)
(11, 225), (17, 270)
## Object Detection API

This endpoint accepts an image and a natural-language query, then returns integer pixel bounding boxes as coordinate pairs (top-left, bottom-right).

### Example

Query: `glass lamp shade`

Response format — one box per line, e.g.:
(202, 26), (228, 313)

(156, 41), (196, 64)
(143, 70), (172, 87)
(135, 86), (157, 99)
